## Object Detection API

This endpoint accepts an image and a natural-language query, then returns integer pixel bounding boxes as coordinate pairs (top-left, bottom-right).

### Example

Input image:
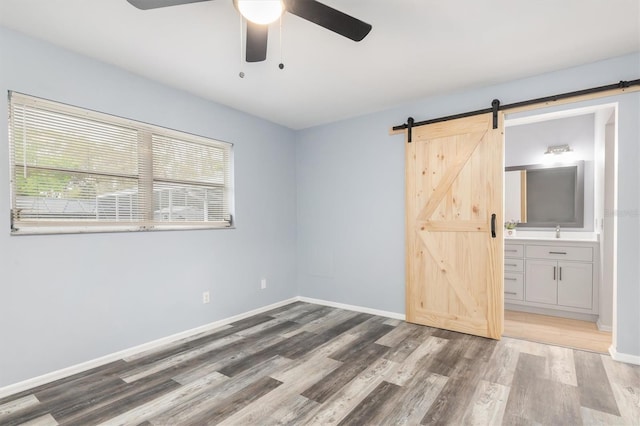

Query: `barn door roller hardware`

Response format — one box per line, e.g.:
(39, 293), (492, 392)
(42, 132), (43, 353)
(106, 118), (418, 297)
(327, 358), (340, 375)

(401, 100), (501, 143)
(406, 117), (414, 143)
(491, 99), (500, 129)
(395, 79), (640, 143)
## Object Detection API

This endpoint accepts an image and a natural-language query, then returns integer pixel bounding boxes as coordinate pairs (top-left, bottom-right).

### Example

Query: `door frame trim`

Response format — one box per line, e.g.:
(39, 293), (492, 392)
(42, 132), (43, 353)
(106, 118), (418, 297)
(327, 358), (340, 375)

(502, 94), (623, 357)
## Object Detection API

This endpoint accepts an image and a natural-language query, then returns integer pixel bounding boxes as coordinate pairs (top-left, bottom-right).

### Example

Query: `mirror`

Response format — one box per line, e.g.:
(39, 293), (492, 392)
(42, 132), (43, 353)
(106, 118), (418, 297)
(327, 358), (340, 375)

(505, 161), (584, 228)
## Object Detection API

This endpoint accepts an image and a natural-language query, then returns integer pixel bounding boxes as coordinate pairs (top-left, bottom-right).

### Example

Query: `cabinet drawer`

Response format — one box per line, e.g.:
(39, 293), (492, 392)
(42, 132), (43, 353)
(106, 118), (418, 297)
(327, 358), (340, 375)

(504, 258), (524, 272)
(504, 273), (523, 300)
(525, 245), (593, 262)
(504, 244), (524, 258)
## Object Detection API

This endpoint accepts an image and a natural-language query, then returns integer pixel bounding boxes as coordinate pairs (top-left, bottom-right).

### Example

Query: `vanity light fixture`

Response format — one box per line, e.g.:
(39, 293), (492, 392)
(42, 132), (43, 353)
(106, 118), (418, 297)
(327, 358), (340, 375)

(544, 144), (572, 155)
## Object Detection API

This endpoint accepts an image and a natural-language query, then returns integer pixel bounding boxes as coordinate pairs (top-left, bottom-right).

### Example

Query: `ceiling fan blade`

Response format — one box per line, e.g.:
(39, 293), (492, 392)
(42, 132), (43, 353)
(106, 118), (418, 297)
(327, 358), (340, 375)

(126, 0), (211, 10)
(284, 0), (371, 42)
(246, 22), (268, 62)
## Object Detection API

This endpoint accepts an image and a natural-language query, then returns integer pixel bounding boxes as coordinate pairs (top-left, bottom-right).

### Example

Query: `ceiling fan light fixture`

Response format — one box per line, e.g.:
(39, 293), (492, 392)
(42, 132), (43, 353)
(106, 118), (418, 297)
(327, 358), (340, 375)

(236, 0), (284, 25)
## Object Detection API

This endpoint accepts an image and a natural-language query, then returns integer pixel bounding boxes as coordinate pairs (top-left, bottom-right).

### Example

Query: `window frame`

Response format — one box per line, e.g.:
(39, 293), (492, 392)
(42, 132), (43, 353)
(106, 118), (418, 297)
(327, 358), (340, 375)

(8, 92), (234, 235)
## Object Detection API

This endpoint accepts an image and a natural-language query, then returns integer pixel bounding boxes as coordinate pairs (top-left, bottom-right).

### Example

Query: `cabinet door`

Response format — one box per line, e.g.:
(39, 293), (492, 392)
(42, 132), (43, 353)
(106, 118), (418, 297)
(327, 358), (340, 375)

(557, 262), (593, 309)
(525, 260), (557, 305)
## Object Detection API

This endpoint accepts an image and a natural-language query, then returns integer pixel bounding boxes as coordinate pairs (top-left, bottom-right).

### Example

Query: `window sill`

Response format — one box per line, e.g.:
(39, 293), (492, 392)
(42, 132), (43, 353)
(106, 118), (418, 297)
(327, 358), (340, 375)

(10, 223), (234, 236)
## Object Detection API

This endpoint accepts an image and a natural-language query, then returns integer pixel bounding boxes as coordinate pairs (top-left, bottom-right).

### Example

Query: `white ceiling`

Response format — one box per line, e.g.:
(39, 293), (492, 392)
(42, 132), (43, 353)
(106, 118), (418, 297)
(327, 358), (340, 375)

(0, 0), (638, 129)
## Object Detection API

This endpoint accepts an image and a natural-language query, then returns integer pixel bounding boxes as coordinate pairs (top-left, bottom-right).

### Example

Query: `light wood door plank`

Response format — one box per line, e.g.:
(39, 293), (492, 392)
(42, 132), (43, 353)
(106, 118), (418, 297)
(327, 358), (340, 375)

(405, 112), (503, 339)
(416, 131), (486, 221)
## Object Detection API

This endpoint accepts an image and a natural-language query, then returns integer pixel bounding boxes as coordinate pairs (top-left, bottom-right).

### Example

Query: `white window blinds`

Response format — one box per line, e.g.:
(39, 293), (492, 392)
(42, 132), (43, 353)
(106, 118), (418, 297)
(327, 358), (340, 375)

(8, 92), (233, 234)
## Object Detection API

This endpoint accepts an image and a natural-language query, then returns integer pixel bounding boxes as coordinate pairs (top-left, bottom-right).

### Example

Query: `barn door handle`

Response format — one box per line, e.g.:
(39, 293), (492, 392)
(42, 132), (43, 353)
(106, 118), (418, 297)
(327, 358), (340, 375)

(491, 214), (496, 238)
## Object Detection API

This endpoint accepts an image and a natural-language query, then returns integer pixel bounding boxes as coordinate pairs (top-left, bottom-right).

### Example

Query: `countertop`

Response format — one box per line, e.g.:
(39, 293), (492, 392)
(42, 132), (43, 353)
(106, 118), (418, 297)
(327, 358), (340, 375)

(504, 231), (599, 243)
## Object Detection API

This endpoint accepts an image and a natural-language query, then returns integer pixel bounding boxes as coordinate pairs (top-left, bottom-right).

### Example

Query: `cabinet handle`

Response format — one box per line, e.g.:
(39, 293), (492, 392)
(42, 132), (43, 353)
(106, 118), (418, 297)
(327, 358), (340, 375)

(505, 291), (518, 295)
(505, 263), (518, 267)
(505, 277), (517, 281)
(553, 266), (556, 280)
(559, 266), (562, 281)
(549, 251), (567, 255)
(505, 249), (518, 252)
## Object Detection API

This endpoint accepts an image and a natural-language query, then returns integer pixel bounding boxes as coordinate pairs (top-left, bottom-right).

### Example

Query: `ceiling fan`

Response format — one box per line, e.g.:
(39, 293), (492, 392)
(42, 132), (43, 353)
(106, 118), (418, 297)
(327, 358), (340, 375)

(126, 0), (372, 63)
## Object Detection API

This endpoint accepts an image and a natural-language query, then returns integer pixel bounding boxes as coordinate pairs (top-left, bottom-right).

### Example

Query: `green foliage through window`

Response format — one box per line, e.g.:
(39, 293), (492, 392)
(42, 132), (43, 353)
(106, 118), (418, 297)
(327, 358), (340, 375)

(9, 92), (233, 234)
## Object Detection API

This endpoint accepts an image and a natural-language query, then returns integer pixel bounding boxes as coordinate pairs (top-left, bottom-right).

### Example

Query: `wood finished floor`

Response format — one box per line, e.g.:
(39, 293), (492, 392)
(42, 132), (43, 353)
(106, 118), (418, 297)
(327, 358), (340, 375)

(503, 310), (613, 354)
(1, 302), (639, 426)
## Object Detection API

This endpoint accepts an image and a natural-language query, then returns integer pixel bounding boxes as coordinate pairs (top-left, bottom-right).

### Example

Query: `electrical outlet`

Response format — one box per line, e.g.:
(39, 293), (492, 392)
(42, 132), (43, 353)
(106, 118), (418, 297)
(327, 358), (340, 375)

(261, 278), (267, 290)
(202, 291), (210, 304)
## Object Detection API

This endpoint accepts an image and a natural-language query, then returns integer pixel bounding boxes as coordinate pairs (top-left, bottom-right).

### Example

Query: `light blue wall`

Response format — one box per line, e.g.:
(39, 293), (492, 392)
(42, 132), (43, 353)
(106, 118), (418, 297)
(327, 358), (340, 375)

(296, 53), (640, 357)
(1, 24), (638, 388)
(0, 27), (298, 387)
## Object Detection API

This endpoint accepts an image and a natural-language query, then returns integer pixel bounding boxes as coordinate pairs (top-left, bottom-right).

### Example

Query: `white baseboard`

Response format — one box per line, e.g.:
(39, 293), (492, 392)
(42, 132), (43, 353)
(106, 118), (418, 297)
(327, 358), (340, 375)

(0, 297), (298, 400)
(596, 319), (613, 332)
(609, 345), (640, 365)
(296, 296), (405, 320)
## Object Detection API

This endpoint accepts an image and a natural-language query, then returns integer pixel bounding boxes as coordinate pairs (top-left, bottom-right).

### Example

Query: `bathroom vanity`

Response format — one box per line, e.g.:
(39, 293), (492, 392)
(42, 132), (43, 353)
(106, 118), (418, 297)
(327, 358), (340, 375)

(504, 232), (599, 321)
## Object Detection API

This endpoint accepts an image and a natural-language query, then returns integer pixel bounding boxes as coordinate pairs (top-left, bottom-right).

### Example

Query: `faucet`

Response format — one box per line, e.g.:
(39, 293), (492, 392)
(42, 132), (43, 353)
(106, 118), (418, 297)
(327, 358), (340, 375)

(555, 225), (561, 238)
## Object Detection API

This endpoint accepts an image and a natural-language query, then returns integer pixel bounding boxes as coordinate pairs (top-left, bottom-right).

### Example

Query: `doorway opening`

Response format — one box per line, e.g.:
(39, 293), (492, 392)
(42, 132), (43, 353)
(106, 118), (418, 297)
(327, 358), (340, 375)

(502, 101), (617, 354)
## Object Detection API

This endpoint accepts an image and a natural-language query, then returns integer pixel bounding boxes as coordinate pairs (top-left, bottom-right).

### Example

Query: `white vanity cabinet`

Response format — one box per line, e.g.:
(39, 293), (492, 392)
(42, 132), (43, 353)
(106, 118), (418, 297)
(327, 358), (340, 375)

(505, 238), (599, 320)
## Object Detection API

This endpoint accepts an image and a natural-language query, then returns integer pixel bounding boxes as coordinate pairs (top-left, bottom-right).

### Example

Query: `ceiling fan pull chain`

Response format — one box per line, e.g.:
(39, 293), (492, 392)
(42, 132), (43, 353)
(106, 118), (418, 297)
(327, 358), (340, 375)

(238, 13), (245, 78)
(278, 15), (284, 70)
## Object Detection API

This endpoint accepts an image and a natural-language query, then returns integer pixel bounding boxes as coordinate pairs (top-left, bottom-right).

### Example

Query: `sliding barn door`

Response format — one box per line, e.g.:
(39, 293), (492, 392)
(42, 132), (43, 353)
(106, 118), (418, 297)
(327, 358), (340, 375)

(405, 113), (504, 339)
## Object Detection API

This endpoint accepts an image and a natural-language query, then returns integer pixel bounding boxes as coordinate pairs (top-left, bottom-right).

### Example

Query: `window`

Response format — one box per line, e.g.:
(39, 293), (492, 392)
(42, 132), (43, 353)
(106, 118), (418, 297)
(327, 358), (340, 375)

(8, 92), (233, 235)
